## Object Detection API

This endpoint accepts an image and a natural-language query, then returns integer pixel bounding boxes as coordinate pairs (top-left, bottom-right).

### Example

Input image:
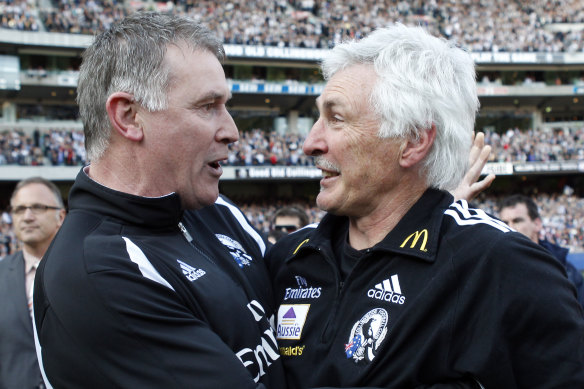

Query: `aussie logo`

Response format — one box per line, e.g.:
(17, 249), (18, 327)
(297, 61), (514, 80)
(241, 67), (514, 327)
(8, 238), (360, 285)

(276, 304), (310, 340)
(367, 274), (405, 305)
(283, 275), (322, 300)
(216, 234), (254, 268)
(400, 229), (428, 252)
(177, 260), (206, 282)
(345, 308), (388, 363)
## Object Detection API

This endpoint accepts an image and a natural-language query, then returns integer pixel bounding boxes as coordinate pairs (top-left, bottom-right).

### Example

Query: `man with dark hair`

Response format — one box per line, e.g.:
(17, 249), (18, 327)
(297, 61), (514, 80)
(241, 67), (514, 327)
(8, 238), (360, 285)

(499, 194), (584, 307)
(33, 12), (284, 388)
(272, 206), (310, 234)
(0, 177), (65, 388)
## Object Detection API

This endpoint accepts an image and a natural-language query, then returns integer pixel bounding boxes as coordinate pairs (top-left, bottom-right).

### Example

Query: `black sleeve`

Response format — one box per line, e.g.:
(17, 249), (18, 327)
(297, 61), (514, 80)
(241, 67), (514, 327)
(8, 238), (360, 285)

(35, 242), (266, 388)
(450, 232), (584, 388)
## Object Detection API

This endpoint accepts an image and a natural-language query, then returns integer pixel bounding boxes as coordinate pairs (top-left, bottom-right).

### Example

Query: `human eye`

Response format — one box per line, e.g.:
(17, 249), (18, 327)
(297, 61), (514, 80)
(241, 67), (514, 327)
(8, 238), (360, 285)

(11, 205), (26, 215)
(31, 204), (47, 212)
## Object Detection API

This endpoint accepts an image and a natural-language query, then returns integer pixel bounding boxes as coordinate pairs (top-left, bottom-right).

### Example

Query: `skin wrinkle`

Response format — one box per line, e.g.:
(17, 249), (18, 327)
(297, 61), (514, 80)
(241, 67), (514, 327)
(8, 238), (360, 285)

(305, 63), (429, 249)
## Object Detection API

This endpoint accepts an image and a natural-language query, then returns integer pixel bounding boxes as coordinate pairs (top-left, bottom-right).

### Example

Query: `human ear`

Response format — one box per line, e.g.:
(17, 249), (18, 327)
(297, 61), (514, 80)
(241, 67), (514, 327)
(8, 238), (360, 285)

(105, 92), (144, 142)
(399, 124), (436, 168)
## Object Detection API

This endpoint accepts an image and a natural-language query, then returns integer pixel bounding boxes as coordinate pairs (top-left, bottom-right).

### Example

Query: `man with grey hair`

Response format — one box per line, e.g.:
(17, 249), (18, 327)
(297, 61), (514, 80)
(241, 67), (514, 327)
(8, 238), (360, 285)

(0, 177), (65, 388)
(34, 12), (284, 388)
(267, 24), (584, 388)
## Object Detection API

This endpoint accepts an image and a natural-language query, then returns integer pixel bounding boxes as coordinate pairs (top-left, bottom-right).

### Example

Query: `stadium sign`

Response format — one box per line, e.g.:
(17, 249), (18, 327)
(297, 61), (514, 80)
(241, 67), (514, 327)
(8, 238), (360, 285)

(224, 44), (328, 61)
(231, 167), (322, 180)
(513, 161), (584, 174)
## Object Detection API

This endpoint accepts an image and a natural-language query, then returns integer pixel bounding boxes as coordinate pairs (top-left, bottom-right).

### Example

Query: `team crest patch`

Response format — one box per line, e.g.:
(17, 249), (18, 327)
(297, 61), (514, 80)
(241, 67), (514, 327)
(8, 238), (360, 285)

(345, 308), (388, 363)
(276, 304), (310, 340)
(216, 234), (254, 267)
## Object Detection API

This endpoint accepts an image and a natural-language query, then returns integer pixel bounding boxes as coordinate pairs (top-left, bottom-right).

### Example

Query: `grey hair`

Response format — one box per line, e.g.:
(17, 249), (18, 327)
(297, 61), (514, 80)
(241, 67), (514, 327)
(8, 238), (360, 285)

(77, 12), (225, 161)
(11, 176), (64, 209)
(321, 24), (479, 190)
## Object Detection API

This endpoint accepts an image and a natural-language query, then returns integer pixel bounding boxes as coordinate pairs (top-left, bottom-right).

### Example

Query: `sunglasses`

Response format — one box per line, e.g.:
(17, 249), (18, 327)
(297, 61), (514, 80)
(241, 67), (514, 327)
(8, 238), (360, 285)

(274, 224), (298, 232)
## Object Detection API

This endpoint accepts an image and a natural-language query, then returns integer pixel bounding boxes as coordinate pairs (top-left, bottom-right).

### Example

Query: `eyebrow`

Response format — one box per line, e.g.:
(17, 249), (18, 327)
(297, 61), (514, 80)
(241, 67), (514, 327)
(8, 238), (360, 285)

(198, 90), (232, 104)
(316, 96), (343, 112)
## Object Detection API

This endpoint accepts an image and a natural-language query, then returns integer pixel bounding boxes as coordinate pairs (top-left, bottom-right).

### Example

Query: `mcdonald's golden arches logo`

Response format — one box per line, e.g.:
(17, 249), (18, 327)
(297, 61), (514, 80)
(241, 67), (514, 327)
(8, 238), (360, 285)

(400, 229), (428, 252)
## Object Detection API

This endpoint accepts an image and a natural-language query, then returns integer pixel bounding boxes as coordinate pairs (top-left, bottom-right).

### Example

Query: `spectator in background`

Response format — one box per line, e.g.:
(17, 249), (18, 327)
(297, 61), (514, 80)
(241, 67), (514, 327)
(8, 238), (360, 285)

(0, 177), (65, 388)
(267, 24), (584, 388)
(268, 206), (310, 243)
(499, 194), (584, 307)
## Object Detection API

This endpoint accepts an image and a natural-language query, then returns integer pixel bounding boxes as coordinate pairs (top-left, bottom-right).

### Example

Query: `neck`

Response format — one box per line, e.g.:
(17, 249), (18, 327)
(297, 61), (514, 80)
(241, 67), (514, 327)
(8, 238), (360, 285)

(89, 151), (171, 198)
(22, 242), (49, 259)
(347, 184), (427, 250)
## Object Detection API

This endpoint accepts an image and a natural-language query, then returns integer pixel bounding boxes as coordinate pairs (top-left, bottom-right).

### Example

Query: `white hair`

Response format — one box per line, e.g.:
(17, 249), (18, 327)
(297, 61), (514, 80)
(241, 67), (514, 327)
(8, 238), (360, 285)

(321, 24), (479, 190)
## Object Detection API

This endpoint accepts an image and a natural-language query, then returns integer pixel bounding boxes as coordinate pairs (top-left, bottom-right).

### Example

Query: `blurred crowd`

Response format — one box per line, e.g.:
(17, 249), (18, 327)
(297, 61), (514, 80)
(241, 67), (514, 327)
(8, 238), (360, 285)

(485, 126), (584, 162)
(1, 0), (584, 52)
(2, 126), (584, 167)
(0, 129), (86, 166)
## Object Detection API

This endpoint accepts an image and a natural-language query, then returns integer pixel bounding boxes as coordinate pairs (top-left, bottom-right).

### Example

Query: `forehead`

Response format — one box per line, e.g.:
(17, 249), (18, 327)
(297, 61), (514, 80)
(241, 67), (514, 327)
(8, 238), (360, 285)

(165, 45), (230, 99)
(317, 64), (377, 110)
(274, 215), (302, 226)
(12, 183), (57, 204)
(501, 203), (529, 218)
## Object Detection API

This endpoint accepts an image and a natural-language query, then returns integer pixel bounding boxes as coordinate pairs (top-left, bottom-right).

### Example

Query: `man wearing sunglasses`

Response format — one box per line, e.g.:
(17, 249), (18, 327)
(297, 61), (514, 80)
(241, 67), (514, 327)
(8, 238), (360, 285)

(0, 177), (65, 388)
(268, 206), (311, 243)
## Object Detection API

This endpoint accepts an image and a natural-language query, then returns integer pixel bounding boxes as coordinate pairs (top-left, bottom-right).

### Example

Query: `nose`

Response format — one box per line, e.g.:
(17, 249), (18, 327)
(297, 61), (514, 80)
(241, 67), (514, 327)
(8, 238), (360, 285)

(22, 208), (36, 220)
(217, 106), (239, 144)
(303, 117), (328, 157)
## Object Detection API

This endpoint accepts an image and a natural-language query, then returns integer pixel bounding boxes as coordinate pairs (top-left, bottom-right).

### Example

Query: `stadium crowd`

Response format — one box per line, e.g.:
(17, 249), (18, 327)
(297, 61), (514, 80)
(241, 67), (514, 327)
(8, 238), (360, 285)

(1, 0), (584, 52)
(0, 129), (85, 166)
(2, 126), (584, 167)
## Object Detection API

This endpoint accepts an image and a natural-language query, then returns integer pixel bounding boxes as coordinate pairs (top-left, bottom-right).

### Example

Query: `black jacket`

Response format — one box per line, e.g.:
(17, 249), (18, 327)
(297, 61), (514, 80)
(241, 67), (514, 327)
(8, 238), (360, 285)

(34, 169), (285, 389)
(267, 188), (584, 389)
(539, 239), (584, 308)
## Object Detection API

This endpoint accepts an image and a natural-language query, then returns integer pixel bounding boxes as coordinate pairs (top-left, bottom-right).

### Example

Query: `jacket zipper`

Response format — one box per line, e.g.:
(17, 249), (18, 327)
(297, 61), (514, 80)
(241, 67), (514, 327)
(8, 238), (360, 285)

(178, 222), (216, 265)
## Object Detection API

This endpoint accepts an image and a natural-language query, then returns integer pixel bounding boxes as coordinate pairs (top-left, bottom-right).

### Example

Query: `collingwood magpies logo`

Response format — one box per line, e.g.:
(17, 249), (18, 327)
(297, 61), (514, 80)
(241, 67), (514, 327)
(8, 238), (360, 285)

(345, 308), (388, 363)
(216, 234), (254, 268)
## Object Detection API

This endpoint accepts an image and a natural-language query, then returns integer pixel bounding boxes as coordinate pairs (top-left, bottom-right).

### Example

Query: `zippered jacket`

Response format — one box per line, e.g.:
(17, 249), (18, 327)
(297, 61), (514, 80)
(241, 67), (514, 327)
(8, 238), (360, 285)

(267, 188), (584, 389)
(34, 169), (285, 389)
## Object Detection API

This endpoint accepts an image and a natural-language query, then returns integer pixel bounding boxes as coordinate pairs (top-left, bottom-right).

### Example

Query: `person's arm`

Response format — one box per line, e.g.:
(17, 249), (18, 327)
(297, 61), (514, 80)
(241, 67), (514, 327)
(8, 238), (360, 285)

(451, 233), (584, 387)
(35, 244), (270, 388)
(451, 132), (495, 202)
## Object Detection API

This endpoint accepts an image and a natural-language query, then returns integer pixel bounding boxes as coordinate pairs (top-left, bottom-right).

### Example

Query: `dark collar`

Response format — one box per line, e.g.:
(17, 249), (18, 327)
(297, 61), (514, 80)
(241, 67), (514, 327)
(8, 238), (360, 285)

(68, 167), (184, 229)
(295, 188), (453, 264)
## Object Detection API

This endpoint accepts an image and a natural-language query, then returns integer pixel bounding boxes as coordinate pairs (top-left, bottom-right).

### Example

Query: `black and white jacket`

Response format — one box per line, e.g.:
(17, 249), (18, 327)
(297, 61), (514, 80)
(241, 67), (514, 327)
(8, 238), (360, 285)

(267, 188), (584, 389)
(34, 169), (285, 389)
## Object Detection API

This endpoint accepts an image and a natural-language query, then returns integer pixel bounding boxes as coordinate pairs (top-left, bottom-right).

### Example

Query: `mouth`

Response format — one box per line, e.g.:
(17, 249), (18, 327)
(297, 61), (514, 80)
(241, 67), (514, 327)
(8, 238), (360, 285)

(320, 169), (340, 178)
(208, 158), (226, 175)
(315, 157), (340, 180)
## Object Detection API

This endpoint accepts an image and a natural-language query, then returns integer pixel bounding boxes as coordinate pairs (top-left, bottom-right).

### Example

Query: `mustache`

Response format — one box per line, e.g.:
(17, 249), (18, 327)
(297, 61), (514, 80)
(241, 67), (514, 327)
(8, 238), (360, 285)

(314, 156), (340, 173)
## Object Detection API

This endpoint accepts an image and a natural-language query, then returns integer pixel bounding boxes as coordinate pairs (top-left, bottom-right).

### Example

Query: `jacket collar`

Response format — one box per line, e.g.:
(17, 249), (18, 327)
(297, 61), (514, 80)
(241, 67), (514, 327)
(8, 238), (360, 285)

(68, 167), (184, 229)
(292, 188), (453, 264)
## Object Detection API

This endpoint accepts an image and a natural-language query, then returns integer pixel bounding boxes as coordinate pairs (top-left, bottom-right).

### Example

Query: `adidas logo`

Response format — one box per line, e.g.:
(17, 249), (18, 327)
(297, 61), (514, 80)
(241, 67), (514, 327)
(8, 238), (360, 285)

(177, 260), (206, 282)
(367, 274), (405, 305)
